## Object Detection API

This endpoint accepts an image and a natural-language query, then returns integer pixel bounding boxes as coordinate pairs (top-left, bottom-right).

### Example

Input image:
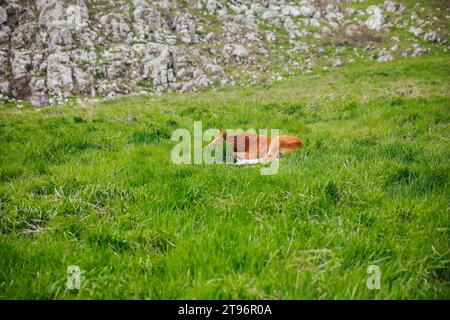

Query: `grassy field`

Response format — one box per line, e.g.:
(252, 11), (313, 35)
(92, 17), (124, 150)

(0, 54), (449, 299)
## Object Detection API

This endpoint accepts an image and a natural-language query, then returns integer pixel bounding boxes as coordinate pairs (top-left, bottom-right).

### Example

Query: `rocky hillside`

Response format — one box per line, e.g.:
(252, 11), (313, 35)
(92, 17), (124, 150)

(0, 0), (448, 107)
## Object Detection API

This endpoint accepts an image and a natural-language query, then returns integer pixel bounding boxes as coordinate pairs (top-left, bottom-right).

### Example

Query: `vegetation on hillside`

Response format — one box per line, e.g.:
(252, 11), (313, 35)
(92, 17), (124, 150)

(0, 54), (449, 299)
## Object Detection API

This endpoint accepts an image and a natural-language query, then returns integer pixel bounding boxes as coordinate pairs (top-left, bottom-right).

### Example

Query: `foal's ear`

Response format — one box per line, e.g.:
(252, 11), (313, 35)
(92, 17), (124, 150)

(218, 128), (226, 139)
(217, 128), (223, 138)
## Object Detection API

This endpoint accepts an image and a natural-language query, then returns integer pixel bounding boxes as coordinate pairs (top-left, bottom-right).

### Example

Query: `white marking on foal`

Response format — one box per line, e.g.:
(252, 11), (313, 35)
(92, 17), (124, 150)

(235, 158), (261, 166)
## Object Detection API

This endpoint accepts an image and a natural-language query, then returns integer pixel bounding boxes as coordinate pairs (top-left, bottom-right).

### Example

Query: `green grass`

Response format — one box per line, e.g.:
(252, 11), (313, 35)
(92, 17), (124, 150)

(0, 54), (449, 299)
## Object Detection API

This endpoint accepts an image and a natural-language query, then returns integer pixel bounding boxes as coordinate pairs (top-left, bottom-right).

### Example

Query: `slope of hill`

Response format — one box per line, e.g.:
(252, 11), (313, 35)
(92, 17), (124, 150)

(0, 54), (448, 299)
(0, 0), (448, 107)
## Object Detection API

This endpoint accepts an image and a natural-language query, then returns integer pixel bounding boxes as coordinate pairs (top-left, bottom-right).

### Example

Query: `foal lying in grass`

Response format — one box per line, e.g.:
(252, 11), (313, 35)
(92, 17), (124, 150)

(206, 129), (304, 165)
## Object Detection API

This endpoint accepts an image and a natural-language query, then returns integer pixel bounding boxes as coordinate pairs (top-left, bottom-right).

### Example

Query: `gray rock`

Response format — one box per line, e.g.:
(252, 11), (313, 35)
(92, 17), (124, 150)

(150, 48), (176, 86)
(11, 50), (31, 79)
(332, 59), (343, 68)
(281, 6), (297, 17)
(384, 1), (398, 13)
(100, 14), (131, 41)
(46, 51), (73, 97)
(0, 26), (9, 42)
(262, 10), (278, 22)
(377, 49), (394, 62)
(11, 22), (38, 48)
(232, 45), (248, 59)
(283, 17), (296, 30)
(205, 63), (223, 74)
(206, 0), (217, 12)
(423, 31), (438, 43)
(194, 74), (212, 87)
(309, 18), (321, 28)
(0, 7), (7, 24)
(36, 0), (65, 26)
(366, 6), (384, 30)
(321, 27), (331, 35)
(31, 78), (46, 93)
(204, 32), (214, 42)
(30, 93), (48, 107)
(266, 32), (276, 42)
(412, 43), (429, 56)
(345, 7), (356, 16)
(133, 0), (165, 39)
(0, 49), (8, 69)
(66, 3), (89, 31)
(325, 5), (344, 22)
(45, 18), (74, 50)
(73, 67), (92, 93)
(298, 5), (316, 18)
(409, 26), (423, 37)
(106, 91), (116, 99)
(0, 81), (9, 94)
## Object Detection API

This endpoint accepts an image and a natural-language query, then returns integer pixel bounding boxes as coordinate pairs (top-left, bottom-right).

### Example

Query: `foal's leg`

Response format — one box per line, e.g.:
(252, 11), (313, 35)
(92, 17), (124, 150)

(235, 158), (261, 166)
(233, 152), (261, 166)
(259, 147), (279, 164)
